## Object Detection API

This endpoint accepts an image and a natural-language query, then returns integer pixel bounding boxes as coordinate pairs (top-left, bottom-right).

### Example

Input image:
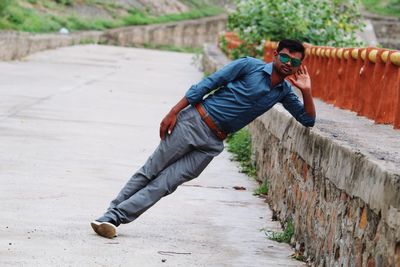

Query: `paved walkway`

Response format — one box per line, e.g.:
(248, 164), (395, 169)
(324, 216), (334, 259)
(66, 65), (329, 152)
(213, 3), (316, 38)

(0, 45), (304, 266)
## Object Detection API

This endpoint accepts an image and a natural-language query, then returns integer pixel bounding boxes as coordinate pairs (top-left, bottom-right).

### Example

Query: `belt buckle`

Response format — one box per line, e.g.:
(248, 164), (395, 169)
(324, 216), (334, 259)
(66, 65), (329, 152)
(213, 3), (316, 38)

(215, 129), (225, 139)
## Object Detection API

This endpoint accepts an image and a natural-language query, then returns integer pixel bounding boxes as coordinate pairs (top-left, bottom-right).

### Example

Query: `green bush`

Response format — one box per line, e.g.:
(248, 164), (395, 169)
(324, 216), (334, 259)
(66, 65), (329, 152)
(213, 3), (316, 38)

(0, 0), (11, 16)
(6, 4), (26, 25)
(226, 0), (365, 58)
(19, 14), (61, 32)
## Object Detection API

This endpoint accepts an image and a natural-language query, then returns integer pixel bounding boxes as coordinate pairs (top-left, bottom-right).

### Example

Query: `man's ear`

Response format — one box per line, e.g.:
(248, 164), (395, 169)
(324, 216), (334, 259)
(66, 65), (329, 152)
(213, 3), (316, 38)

(272, 50), (279, 63)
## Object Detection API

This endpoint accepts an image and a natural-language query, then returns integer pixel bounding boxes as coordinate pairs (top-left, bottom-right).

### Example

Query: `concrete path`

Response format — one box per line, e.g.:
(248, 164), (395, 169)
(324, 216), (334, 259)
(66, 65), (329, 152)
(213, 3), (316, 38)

(0, 45), (304, 267)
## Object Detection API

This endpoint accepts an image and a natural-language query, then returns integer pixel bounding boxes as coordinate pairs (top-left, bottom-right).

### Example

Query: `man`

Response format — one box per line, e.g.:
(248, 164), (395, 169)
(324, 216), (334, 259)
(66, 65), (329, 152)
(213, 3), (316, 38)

(91, 39), (316, 239)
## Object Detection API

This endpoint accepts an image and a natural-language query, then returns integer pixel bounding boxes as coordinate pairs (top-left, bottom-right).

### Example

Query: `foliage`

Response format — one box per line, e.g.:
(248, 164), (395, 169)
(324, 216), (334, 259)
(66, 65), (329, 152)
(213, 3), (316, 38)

(142, 43), (203, 54)
(54, 0), (73, 5)
(0, 1), (223, 33)
(226, 0), (365, 58)
(180, 0), (234, 9)
(362, 0), (400, 18)
(291, 252), (307, 262)
(219, 35), (229, 55)
(226, 128), (256, 177)
(254, 182), (268, 195)
(123, 6), (222, 26)
(0, 1), (121, 33)
(62, 16), (120, 31)
(265, 220), (294, 243)
(0, 0), (11, 16)
(0, 3), (57, 32)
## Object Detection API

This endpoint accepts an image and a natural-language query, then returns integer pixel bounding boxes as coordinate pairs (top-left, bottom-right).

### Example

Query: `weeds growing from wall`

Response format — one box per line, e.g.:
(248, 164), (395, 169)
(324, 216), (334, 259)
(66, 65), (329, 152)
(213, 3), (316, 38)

(226, 128), (256, 178)
(226, 129), (270, 194)
(226, 119), (300, 259)
(265, 220), (294, 244)
(253, 182), (269, 196)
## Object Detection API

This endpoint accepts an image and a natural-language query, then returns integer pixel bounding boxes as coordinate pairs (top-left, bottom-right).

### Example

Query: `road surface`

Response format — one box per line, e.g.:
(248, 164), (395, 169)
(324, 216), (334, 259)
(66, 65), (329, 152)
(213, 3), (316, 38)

(0, 45), (304, 267)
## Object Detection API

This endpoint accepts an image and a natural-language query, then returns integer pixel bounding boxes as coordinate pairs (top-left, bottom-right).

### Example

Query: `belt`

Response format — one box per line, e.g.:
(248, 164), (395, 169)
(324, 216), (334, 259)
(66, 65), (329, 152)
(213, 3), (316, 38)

(195, 103), (227, 140)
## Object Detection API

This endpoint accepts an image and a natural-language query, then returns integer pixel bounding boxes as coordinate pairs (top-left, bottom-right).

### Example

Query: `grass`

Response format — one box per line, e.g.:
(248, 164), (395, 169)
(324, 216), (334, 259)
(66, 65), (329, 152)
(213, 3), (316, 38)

(79, 38), (98, 45)
(253, 182), (268, 196)
(225, 106), (300, 257)
(0, 1), (121, 32)
(362, 0), (400, 17)
(265, 220), (294, 244)
(291, 252), (307, 262)
(0, 1), (224, 33)
(226, 128), (257, 178)
(122, 6), (222, 26)
(141, 43), (203, 54)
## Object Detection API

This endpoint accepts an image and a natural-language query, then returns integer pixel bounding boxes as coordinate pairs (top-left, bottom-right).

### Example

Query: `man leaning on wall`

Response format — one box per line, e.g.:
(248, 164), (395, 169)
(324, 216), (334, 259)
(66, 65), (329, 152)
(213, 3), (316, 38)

(91, 39), (316, 239)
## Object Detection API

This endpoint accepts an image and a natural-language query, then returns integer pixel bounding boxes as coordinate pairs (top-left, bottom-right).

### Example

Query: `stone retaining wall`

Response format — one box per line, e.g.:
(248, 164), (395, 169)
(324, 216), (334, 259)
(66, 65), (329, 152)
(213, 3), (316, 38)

(0, 31), (103, 61)
(102, 14), (227, 48)
(203, 43), (400, 267)
(0, 14), (227, 61)
(249, 110), (400, 267)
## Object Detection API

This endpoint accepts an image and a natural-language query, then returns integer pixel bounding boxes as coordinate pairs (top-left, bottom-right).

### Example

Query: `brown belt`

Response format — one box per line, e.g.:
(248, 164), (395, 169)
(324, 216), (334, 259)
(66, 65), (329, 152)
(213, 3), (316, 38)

(195, 103), (227, 140)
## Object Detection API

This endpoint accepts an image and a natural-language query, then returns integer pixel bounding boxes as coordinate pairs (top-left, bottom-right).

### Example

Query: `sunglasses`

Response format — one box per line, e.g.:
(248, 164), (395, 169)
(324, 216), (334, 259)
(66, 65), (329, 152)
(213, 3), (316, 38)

(278, 53), (302, 67)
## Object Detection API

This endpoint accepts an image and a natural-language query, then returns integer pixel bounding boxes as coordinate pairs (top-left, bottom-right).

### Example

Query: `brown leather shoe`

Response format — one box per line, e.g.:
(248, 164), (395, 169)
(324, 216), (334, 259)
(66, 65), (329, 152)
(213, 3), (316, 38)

(91, 221), (117, 239)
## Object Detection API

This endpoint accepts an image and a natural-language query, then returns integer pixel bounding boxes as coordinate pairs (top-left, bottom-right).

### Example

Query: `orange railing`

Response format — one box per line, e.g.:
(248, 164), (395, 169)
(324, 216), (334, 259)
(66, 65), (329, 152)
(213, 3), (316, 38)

(220, 32), (400, 129)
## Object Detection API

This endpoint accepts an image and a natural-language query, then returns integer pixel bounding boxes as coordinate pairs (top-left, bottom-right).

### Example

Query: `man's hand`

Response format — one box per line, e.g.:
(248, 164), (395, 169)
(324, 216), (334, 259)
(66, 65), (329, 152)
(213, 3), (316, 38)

(287, 65), (311, 93)
(159, 97), (190, 140)
(287, 65), (316, 119)
(159, 111), (177, 140)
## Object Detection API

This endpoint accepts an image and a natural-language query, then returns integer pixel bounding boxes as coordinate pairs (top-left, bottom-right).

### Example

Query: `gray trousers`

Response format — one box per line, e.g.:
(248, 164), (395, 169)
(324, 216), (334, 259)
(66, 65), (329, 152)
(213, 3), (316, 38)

(100, 106), (224, 225)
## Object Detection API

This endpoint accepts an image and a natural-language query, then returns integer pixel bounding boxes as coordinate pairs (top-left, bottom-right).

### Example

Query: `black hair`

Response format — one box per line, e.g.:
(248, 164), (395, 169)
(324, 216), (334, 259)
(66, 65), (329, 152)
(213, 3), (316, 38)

(277, 39), (305, 59)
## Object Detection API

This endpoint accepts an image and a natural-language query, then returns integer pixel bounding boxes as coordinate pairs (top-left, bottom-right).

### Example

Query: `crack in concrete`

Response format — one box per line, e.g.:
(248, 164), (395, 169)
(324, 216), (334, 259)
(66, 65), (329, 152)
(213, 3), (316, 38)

(181, 184), (229, 190)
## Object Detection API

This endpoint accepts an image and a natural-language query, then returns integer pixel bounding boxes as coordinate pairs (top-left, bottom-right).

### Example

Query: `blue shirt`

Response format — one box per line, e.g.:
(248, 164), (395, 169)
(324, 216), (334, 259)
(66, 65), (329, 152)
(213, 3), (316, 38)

(185, 57), (315, 134)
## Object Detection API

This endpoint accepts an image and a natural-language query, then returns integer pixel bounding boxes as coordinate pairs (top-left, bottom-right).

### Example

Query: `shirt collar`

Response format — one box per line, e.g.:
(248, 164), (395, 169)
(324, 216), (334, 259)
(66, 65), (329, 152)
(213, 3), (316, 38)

(263, 62), (273, 75)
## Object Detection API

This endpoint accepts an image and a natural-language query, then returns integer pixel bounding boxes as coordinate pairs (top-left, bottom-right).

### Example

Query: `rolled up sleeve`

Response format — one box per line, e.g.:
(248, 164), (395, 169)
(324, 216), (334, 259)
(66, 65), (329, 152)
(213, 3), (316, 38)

(185, 57), (250, 105)
(281, 89), (315, 127)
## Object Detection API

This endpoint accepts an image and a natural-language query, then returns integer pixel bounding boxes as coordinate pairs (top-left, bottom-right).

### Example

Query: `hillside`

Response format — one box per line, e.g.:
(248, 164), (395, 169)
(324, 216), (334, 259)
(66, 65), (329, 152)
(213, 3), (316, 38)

(0, 0), (231, 33)
(362, 0), (400, 18)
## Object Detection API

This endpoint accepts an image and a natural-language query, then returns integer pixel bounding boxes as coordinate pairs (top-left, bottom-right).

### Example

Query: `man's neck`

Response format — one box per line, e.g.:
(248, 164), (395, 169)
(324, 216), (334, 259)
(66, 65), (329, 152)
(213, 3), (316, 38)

(271, 68), (285, 88)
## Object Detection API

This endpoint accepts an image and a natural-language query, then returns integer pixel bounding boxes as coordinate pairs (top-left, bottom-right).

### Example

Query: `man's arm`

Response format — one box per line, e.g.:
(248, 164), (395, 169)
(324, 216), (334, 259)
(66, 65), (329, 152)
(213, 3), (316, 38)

(185, 57), (250, 105)
(159, 97), (189, 140)
(159, 57), (252, 139)
(282, 65), (316, 127)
